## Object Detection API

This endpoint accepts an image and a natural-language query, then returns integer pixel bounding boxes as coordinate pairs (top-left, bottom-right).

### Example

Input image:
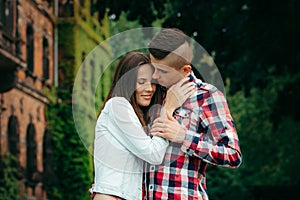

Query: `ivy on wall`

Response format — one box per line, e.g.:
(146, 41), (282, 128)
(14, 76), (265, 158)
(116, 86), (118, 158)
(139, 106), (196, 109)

(0, 153), (21, 200)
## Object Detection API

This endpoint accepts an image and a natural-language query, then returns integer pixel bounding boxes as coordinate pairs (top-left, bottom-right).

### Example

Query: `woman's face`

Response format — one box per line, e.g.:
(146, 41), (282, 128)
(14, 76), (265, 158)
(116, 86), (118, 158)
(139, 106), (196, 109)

(135, 64), (156, 107)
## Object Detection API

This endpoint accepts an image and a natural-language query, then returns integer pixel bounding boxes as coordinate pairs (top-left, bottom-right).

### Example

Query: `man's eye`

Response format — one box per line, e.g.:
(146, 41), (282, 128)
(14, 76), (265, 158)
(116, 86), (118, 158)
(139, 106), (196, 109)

(158, 69), (168, 73)
(138, 81), (145, 84)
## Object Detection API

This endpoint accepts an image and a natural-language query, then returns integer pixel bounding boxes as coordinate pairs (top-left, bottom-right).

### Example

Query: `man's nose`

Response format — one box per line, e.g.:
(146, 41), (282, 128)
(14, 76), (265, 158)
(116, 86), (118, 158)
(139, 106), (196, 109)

(152, 69), (159, 79)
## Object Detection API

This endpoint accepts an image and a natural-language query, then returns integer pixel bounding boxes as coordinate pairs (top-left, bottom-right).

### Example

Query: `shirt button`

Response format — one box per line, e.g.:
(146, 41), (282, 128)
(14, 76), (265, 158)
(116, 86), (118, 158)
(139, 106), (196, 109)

(150, 166), (155, 171)
(149, 184), (154, 191)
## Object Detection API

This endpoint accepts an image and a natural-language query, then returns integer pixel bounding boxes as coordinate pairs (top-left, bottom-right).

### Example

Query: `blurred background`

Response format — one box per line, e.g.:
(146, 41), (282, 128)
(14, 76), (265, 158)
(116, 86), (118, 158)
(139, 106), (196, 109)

(0, 0), (299, 199)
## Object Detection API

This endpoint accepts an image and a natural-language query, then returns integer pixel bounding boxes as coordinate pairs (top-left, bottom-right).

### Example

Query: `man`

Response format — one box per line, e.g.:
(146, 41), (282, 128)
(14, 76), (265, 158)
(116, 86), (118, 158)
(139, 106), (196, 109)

(148, 28), (242, 199)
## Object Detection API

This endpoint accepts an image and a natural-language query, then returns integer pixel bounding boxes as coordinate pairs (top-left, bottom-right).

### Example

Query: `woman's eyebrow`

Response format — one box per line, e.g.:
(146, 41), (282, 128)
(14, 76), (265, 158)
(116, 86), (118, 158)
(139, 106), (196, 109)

(137, 78), (151, 82)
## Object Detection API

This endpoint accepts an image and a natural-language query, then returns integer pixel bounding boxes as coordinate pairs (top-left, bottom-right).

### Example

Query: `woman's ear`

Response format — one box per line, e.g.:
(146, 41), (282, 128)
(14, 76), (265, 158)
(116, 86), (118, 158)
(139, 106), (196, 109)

(181, 65), (192, 77)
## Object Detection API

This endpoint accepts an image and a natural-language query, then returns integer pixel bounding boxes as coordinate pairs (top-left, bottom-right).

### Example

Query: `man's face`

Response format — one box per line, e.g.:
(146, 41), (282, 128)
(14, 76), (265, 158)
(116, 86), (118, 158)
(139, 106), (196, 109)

(150, 54), (185, 88)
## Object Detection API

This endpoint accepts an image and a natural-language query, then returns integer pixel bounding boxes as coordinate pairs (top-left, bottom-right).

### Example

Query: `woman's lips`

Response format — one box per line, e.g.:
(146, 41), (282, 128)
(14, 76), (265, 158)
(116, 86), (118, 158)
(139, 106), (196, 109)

(141, 94), (152, 100)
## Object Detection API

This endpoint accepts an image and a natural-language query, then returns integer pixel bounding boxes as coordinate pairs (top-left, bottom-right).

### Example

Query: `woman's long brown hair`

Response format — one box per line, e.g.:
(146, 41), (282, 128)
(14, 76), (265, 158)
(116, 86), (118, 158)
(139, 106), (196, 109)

(99, 52), (163, 128)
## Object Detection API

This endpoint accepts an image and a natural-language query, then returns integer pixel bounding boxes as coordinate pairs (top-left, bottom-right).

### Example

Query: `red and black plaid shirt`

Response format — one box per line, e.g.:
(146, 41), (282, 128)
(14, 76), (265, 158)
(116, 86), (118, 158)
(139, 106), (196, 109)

(146, 72), (242, 200)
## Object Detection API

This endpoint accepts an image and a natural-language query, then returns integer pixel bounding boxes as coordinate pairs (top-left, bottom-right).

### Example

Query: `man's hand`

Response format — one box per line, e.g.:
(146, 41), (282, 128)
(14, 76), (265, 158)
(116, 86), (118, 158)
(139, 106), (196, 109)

(151, 112), (186, 143)
(162, 77), (195, 116)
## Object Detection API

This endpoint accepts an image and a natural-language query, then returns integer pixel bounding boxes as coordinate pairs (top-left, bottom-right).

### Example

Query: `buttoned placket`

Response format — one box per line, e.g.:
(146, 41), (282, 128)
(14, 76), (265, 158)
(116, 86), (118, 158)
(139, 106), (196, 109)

(148, 164), (155, 193)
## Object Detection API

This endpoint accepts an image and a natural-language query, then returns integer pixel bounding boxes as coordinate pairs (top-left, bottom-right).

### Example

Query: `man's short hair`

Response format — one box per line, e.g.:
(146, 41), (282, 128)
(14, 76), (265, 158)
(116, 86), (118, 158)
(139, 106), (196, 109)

(148, 28), (193, 69)
(148, 28), (189, 60)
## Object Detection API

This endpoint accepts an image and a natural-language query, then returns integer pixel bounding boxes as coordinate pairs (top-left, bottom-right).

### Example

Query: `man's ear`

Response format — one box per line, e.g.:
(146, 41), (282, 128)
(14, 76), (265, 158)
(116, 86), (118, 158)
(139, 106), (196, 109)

(181, 65), (192, 77)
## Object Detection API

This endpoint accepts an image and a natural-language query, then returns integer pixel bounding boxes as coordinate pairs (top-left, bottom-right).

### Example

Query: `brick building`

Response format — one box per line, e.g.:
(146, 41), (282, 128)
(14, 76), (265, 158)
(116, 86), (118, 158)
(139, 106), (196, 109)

(1, 0), (111, 199)
(0, 0), (56, 199)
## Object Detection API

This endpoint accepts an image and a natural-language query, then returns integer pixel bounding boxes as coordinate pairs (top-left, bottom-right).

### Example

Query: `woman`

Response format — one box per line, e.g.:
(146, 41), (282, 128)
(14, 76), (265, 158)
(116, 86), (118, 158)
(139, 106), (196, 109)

(92, 52), (194, 200)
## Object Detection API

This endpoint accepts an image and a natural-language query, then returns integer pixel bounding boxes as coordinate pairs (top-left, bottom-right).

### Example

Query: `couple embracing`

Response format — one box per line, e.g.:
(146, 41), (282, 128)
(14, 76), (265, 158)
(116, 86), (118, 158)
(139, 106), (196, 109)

(91, 28), (242, 200)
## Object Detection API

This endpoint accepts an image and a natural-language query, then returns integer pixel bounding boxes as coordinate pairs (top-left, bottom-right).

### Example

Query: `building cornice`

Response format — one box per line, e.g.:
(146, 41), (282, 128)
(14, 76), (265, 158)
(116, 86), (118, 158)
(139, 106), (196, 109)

(15, 80), (50, 104)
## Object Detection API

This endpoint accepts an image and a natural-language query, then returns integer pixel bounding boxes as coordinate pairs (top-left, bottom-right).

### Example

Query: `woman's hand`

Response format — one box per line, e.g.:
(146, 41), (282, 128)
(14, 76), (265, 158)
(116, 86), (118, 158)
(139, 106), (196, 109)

(162, 77), (195, 116)
(151, 112), (186, 143)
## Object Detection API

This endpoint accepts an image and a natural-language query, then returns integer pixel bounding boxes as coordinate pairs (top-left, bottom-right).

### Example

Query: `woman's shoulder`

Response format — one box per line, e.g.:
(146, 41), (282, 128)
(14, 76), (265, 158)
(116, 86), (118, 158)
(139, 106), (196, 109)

(105, 97), (133, 113)
(106, 97), (138, 122)
(98, 97), (132, 120)
(109, 96), (130, 105)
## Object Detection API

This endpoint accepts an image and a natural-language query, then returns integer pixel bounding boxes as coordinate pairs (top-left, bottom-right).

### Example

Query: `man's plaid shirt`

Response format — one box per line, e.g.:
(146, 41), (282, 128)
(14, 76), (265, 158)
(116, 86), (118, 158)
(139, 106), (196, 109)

(146, 72), (242, 200)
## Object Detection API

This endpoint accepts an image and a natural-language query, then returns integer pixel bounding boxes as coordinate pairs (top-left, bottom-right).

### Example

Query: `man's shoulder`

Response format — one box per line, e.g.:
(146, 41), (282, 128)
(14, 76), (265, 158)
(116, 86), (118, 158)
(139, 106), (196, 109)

(198, 82), (218, 93)
(190, 72), (219, 95)
(193, 79), (219, 96)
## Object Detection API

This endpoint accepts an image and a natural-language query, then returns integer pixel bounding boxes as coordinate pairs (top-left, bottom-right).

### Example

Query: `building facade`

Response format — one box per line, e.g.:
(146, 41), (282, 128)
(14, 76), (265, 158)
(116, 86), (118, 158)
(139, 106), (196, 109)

(0, 0), (56, 199)
(57, 0), (111, 152)
(1, 0), (111, 199)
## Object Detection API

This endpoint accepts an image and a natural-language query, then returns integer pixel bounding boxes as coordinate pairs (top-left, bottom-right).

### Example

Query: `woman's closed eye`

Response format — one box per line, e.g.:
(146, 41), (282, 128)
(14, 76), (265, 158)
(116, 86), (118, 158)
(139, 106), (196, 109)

(137, 78), (151, 85)
(138, 80), (146, 85)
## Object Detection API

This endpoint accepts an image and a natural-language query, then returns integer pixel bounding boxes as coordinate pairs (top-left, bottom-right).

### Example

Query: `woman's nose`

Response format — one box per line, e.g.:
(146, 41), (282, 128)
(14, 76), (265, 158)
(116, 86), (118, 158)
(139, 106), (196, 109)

(145, 82), (153, 91)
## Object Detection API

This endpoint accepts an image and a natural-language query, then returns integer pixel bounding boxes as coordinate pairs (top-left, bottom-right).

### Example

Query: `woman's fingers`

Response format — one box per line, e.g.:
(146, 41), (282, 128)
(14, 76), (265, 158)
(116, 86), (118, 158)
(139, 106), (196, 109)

(175, 77), (190, 88)
(181, 82), (194, 93)
(151, 115), (186, 143)
(153, 117), (162, 123)
(170, 80), (194, 100)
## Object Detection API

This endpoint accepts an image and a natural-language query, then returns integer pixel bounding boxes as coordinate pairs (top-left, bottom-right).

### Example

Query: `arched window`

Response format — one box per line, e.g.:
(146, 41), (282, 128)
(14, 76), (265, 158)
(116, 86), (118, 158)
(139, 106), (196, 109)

(90, 59), (95, 92)
(26, 122), (38, 189)
(42, 129), (56, 190)
(101, 64), (106, 101)
(59, 0), (74, 17)
(26, 25), (34, 73)
(7, 115), (19, 157)
(81, 51), (87, 89)
(42, 37), (49, 81)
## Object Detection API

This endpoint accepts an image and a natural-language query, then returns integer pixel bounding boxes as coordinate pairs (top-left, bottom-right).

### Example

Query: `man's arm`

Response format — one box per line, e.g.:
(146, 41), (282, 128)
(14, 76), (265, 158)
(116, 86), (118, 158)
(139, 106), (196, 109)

(181, 89), (242, 168)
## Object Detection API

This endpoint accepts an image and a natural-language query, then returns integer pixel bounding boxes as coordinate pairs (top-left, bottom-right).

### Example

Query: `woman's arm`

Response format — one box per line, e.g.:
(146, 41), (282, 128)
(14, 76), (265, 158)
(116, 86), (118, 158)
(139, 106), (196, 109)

(107, 97), (169, 165)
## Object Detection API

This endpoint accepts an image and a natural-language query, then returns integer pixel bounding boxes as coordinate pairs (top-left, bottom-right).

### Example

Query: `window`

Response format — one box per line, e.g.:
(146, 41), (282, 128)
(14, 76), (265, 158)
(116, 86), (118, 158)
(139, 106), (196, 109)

(59, 0), (74, 17)
(43, 37), (49, 81)
(26, 25), (34, 73)
(42, 129), (56, 189)
(101, 64), (105, 101)
(79, 0), (84, 7)
(90, 59), (95, 92)
(81, 51), (87, 89)
(26, 122), (38, 189)
(0, 0), (14, 33)
(7, 115), (19, 157)
(0, 0), (5, 26)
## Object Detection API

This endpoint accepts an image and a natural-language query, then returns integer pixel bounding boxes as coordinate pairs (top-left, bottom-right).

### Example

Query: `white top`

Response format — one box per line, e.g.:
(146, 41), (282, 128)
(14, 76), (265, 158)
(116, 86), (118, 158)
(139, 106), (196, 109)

(93, 97), (169, 200)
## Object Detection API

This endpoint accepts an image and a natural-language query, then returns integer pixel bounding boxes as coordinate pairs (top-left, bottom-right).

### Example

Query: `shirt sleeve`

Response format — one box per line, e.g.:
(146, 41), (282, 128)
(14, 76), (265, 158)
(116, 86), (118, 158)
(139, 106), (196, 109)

(180, 90), (242, 168)
(108, 97), (169, 165)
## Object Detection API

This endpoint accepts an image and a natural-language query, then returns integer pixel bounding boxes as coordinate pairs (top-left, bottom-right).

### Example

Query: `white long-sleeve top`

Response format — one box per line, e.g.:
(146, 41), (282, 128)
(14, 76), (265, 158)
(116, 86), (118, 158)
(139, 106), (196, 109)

(93, 97), (169, 200)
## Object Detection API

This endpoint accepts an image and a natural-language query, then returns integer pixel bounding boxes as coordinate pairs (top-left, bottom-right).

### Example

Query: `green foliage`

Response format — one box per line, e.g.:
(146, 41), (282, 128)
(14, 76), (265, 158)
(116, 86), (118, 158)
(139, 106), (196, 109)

(55, 1), (112, 186)
(45, 89), (92, 200)
(0, 153), (21, 200)
(94, 0), (300, 93)
(91, 1), (300, 199)
(207, 74), (300, 199)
